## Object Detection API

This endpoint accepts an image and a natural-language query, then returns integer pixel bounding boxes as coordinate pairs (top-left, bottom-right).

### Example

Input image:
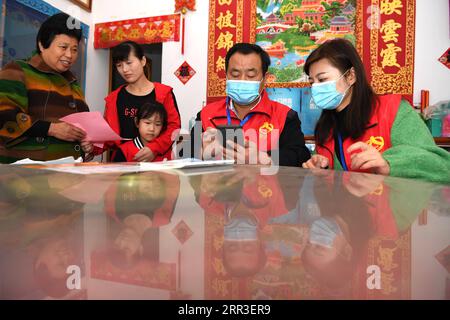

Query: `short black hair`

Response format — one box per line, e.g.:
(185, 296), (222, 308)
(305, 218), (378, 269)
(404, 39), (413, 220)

(136, 102), (168, 132)
(36, 13), (82, 54)
(225, 43), (271, 75)
(112, 41), (145, 65)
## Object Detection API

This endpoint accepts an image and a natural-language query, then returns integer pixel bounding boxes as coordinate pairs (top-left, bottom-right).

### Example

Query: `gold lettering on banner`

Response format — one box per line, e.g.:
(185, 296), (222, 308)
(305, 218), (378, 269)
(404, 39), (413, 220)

(381, 272), (398, 295)
(213, 234), (223, 251)
(144, 26), (158, 41)
(367, 0), (415, 93)
(380, 19), (402, 43)
(160, 21), (173, 39)
(212, 278), (231, 297)
(216, 10), (236, 30)
(216, 56), (226, 72)
(213, 258), (227, 276)
(100, 29), (111, 42)
(128, 27), (141, 39)
(113, 27), (127, 41)
(380, 43), (402, 68)
(215, 31), (234, 51)
(366, 231), (411, 299)
(380, 0), (403, 15)
(377, 247), (399, 272)
(218, 0), (233, 5)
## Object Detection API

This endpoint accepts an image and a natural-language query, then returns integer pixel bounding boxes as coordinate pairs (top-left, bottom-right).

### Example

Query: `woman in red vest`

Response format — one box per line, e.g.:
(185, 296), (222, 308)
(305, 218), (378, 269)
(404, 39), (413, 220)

(104, 41), (181, 162)
(302, 39), (449, 184)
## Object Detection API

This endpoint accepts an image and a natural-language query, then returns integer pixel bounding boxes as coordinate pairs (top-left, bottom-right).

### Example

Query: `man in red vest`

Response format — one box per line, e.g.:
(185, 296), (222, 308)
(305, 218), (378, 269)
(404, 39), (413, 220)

(191, 43), (311, 167)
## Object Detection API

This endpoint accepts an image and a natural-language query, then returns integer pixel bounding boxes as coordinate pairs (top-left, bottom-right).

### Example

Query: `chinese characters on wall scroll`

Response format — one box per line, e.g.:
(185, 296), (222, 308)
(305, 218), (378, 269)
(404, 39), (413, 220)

(207, 0), (257, 103)
(357, 0), (415, 97)
(94, 14), (180, 49)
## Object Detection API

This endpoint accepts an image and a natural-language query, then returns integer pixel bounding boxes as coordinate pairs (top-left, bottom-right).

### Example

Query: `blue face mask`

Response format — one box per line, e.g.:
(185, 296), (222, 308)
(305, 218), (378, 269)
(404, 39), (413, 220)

(226, 79), (262, 105)
(311, 70), (351, 110)
(224, 216), (258, 241)
(309, 217), (342, 248)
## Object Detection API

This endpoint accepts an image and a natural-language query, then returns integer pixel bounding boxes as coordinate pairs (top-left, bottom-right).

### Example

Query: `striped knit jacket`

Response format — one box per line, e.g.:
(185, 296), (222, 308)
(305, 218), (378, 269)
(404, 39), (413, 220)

(0, 54), (89, 163)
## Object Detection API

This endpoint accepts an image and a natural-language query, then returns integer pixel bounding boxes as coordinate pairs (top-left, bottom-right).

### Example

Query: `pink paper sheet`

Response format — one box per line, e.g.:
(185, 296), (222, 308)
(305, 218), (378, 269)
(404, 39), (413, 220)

(60, 111), (128, 148)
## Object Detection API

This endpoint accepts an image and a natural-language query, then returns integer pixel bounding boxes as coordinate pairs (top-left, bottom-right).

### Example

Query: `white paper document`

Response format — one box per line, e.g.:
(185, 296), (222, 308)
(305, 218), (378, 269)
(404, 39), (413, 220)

(139, 158), (235, 170)
(11, 156), (83, 165)
(21, 158), (235, 175)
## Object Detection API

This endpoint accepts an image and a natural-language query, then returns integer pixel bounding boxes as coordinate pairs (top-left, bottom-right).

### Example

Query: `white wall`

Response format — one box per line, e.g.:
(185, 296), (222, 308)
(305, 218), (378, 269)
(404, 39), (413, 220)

(414, 0), (450, 106)
(90, 0), (209, 130)
(411, 212), (450, 299)
(44, 0), (91, 23)
(158, 177), (206, 299)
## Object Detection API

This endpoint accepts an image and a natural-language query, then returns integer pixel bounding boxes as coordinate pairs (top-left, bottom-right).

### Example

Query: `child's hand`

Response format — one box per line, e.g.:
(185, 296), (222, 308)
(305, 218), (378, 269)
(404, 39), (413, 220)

(80, 140), (94, 154)
(133, 147), (155, 162)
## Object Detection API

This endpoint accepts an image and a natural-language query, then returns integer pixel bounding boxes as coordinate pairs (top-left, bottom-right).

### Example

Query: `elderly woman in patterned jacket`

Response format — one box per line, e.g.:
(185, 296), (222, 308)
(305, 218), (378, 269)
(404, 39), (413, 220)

(0, 13), (92, 163)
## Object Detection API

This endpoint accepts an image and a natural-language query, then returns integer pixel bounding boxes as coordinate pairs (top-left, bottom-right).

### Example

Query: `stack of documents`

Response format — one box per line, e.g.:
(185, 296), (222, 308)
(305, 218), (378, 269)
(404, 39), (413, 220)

(11, 156), (83, 165)
(20, 158), (235, 175)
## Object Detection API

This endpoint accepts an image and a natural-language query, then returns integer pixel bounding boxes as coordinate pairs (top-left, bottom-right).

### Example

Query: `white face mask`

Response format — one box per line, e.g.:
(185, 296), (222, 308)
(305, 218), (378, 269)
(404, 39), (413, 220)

(226, 79), (262, 105)
(224, 216), (258, 241)
(311, 69), (352, 110)
(309, 217), (342, 248)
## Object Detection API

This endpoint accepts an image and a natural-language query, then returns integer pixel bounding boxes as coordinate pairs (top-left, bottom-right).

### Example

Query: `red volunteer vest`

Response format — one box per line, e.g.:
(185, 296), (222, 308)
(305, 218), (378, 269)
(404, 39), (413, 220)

(340, 172), (398, 238)
(316, 94), (401, 173)
(104, 82), (177, 152)
(200, 92), (291, 152)
(197, 173), (289, 227)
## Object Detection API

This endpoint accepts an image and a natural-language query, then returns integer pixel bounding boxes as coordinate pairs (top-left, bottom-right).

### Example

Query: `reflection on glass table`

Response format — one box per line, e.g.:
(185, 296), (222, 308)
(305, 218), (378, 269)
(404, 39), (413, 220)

(0, 165), (448, 299)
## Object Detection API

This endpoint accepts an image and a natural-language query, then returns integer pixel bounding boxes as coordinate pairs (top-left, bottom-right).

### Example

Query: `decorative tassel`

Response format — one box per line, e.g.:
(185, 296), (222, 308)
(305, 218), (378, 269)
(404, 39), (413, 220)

(174, 0), (195, 56)
(182, 15), (185, 55)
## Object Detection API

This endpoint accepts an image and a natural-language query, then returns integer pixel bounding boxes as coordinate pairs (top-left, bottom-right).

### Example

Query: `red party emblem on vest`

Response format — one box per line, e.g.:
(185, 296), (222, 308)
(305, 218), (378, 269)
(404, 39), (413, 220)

(259, 122), (274, 135)
(366, 136), (385, 151)
(258, 184), (273, 198)
(370, 183), (384, 196)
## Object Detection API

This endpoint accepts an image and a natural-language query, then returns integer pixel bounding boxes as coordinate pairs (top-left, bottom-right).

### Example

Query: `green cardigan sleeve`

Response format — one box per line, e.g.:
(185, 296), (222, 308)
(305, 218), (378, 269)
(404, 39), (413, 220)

(382, 100), (450, 184)
(386, 178), (436, 231)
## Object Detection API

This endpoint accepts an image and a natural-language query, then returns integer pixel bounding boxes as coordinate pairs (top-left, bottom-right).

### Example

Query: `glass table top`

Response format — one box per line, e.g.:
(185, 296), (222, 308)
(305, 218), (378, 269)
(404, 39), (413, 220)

(0, 164), (448, 300)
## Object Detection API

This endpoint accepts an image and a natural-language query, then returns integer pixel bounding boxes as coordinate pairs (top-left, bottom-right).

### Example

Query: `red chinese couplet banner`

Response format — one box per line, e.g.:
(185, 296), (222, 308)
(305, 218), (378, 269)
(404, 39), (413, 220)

(356, 0), (416, 99)
(206, 1), (416, 101)
(353, 231), (412, 299)
(206, 0), (257, 103)
(91, 250), (177, 290)
(94, 14), (181, 49)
